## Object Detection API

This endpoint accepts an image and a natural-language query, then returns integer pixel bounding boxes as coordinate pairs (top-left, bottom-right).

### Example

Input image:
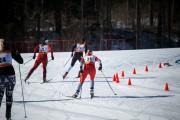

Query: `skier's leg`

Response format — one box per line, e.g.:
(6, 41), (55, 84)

(73, 71), (87, 98)
(77, 72), (87, 92)
(63, 57), (78, 79)
(76, 57), (83, 78)
(42, 56), (48, 81)
(5, 75), (16, 119)
(0, 76), (5, 107)
(90, 80), (94, 98)
(90, 80), (94, 90)
(89, 68), (96, 98)
(6, 104), (12, 120)
(25, 60), (41, 81)
(72, 83), (83, 98)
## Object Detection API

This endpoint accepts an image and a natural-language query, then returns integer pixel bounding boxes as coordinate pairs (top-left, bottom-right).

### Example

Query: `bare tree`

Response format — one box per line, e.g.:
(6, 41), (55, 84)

(136, 0), (141, 49)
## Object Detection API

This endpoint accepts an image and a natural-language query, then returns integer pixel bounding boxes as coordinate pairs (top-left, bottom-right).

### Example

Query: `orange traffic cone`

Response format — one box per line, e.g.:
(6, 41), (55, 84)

(121, 70), (125, 77)
(116, 73), (120, 83)
(113, 74), (116, 82)
(128, 78), (132, 85)
(159, 63), (162, 68)
(133, 68), (136, 74)
(145, 65), (148, 72)
(164, 83), (169, 91)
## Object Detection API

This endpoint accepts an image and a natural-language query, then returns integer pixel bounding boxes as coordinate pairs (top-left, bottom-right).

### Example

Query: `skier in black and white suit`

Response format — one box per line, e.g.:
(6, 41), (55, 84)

(63, 38), (88, 79)
(0, 39), (23, 120)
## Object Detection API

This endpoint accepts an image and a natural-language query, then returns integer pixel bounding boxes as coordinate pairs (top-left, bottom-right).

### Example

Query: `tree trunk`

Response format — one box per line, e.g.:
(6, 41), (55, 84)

(168, 0), (172, 47)
(149, 0), (153, 27)
(36, 13), (41, 43)
(54, 10), (62, 39)
(136, 0), (141, 49)
(157, 0), (163, 48)
(106, 0), (112, 50)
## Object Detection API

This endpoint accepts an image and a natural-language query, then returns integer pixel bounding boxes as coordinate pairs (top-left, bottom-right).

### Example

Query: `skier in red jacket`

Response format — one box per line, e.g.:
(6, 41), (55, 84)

(72, 49), (102, 98)
(24, 38), (54, 82)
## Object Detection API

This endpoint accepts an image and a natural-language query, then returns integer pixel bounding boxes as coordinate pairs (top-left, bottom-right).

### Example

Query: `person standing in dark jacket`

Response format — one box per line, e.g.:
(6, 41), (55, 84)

(63, 38), (87, 79)
(0, 39), (23, 120)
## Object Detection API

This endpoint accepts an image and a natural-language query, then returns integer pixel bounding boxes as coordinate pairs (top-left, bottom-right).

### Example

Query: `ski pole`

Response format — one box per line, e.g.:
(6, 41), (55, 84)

(24, 58), (33, 65)
(18, 64), (27, 118)
(63, 56), (72, 67)
(100, 70), (117, 95)
(48, 59), (52, 63)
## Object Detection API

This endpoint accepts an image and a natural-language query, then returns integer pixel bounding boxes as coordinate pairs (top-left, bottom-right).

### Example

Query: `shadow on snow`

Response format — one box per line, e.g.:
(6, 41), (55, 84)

(93, 95), (174, 99)
(12, 99), (73, 103)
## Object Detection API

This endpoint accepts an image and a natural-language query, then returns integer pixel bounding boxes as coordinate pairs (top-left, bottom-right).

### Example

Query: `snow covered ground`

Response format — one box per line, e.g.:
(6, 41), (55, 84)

(1, 48), (180, 120)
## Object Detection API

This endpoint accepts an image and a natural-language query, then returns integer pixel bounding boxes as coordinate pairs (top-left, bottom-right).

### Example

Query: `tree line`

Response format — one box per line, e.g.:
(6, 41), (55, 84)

(0, 0), (179, 48)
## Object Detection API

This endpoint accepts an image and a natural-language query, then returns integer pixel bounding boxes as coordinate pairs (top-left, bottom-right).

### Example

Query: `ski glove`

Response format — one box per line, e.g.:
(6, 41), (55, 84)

(98, 64), (102, 71)
(51, 56), (54, 60)
(33, 54), (36, 59)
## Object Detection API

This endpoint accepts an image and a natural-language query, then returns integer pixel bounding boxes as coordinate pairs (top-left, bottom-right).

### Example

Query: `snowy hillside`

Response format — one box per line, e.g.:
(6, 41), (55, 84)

(1, 48), (180, 120)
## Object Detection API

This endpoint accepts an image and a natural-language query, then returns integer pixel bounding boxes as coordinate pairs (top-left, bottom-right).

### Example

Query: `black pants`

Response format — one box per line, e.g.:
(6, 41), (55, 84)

(71, 52), (83, 66)
(0, 75), (16, 107)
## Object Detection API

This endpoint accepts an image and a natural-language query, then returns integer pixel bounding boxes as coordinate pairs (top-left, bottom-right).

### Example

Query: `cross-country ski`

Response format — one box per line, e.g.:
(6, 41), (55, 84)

(40, 79), (53, 84)
(61, 93), (81, 100)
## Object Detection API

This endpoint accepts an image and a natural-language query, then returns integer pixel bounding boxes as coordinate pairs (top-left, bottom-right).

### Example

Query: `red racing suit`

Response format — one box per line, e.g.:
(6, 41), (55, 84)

(80, 54), (101, 83)
(27, 43), (54, 80)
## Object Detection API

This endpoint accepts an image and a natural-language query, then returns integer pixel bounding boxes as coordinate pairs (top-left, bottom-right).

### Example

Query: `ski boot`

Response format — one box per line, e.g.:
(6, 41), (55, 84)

(63, 72), (68, 79)
(72, 91), (79, 98)
(90, 89), (94, 99)
(24, 76), (29, 83)
(43, 79), (47, 83)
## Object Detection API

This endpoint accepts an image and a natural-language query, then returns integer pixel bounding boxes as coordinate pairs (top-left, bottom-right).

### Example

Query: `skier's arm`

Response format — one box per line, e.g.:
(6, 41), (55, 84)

(11, 51), (23, 64)
(48, 45), (54, 60)
(95, 57), (102, 71)
(33, 45), (39, 59)
(71, 44), (77, 57)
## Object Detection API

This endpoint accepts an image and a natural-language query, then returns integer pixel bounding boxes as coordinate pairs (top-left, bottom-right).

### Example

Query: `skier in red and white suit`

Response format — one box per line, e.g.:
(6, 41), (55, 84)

(25, 39), (54, 82)
(72, 49), (102, 98)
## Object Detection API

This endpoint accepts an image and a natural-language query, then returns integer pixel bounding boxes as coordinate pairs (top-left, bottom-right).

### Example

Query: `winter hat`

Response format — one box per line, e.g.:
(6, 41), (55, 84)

(87, 49), (93, 55)
(44, 39), (49, 44)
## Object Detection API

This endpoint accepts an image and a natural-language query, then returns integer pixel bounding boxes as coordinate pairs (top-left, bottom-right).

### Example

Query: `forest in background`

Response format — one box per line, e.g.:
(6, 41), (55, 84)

(0, 0), (180, 49)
